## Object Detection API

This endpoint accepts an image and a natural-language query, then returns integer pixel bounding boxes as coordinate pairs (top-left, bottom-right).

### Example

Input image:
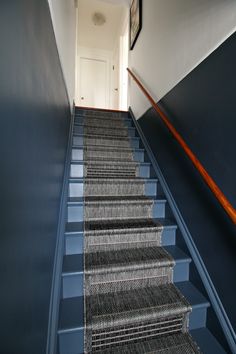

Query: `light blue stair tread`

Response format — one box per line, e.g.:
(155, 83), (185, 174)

(154, 218), (178, 229)
(165, 246), (191, 264)
(62, 254), (83, 274)
(58, 296), (84, 332)
(176, 282), (210, 310)
(190, 328), (227, 354)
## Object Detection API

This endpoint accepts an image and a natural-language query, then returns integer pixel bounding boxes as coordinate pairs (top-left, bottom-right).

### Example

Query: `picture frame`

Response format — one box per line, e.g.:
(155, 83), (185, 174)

(130, 0), (142, 50)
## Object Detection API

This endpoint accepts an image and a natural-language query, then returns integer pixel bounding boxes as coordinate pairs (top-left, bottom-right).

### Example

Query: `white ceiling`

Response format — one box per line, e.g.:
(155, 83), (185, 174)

(78, 0), (127, 50)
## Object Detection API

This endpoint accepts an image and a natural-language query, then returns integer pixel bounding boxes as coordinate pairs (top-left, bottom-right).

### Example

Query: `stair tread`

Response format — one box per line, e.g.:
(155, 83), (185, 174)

(176, 282), (210, 309)
(85, 246), (174, 274)
(190, 328), (226, 354)
(86, 283), (191, 329)
(94, 332), (201, 353)
(165, 246), (192, 264)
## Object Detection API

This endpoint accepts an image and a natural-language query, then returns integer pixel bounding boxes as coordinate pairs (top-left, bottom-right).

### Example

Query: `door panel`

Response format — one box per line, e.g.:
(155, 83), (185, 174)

(79, 57), (107, 108)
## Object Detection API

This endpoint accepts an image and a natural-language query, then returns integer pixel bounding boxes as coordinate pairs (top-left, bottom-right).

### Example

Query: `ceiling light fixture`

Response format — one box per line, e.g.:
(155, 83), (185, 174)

(92, 12), (106, 26)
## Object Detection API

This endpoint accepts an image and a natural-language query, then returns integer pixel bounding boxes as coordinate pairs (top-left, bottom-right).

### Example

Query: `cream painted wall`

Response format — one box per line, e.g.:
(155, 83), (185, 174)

(48, 0), (76, 107)
(129, 0), (236, 119)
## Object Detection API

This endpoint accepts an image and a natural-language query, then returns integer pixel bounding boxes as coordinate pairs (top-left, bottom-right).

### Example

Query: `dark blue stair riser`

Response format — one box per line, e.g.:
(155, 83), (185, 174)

(57, 305), (209, 354)
(72, 135), (140, 149)
(61, 261), (190, 299)
(64, 225), (177, 256)
(70, 162), (151, 178)
(73, 125), (136, 137)
(71, 148), (145, 163)
(68, 180), (158, 198)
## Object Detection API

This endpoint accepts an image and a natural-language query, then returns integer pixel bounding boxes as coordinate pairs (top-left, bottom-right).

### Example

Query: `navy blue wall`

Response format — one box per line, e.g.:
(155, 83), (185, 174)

(0, 1), (70, 353)
(139, 32), (236, 331)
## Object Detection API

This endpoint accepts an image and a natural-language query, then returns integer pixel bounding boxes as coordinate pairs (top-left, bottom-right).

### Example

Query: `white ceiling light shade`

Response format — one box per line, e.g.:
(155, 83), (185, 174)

(92, 12), (106, 26)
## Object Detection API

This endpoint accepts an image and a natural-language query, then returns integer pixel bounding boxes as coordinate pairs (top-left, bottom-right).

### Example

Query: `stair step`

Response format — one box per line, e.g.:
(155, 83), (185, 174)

(94, 332), (201, 353)
(61, 245), (190, 298)
(67, 197), (166, 222)
(85, 283), (191, 352)
(71, 147), (144, 162)
(190, 328), (226, 354)
(85, 246), (174, 295)
(84, 218), (163, 252)
(82, 196), (166, 221)
(73, 134), (140, 148)
(74, 124), (136, 137)
(176, 282), (210, 330)
(75, 108), (129, 119)
(64, 219), (177, 255)
(69, 178), (158, 197)
(75, 115), (132, 127)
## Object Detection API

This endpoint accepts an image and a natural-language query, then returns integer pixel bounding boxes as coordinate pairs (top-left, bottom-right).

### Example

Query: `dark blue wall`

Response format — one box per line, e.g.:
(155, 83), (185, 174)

(0, 1), (70, 353)
(139, 32), (236, 331)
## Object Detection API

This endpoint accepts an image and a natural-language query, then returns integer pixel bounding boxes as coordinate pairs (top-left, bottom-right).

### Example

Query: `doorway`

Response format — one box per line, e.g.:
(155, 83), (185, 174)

(79, 57), (107, 108)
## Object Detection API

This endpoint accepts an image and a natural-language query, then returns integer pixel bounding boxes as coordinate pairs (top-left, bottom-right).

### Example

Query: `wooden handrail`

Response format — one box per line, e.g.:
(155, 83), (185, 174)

(127, 68), (236, 224)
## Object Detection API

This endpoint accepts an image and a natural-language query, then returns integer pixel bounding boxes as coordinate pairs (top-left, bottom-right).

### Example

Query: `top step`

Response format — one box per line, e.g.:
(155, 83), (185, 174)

(75, 107), (129, 119)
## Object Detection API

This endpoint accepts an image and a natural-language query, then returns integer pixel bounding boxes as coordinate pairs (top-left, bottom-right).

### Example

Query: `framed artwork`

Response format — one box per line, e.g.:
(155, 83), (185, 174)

(130, 0), (142, 50)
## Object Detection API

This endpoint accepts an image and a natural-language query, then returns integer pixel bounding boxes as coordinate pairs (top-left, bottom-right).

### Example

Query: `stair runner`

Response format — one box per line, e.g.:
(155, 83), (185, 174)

(82, 110), (201, 353)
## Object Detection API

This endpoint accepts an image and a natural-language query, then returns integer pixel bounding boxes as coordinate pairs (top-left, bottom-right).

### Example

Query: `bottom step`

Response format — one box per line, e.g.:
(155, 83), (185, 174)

(94, 332), (201, 353)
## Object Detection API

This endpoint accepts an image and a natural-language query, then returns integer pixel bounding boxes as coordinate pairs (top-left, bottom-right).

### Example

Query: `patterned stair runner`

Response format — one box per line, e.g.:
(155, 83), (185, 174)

(80, 110), (201, 353)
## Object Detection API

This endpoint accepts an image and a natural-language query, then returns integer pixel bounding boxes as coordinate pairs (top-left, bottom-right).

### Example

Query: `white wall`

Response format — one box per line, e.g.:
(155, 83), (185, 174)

(129, 0), (236, 118)
(48, 0), (77, 108)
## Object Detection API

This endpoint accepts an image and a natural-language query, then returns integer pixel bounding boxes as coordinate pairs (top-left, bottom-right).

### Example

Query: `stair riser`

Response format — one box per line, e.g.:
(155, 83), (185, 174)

(85, 268), (173, 295)
(69, 180), (157, 197)
(58, 306), (207, 354)
(62, 271), (171, 298)
(64, 226), (176, 255)
(70, 163), (150, 178)
(75, 116), (133, 127)
(74, 125), (136, 137)
(61, 260), (190, 299)
(71, 148), (144, 162)
(73, 135), (140, 148)
(67, 201), (165, 222)
(86, 314), (189, 353)
(71, 149), (144, 162)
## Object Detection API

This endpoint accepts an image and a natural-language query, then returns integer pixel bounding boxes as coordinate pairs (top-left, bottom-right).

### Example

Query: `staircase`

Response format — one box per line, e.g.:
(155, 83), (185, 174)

(57, 108), (226, 354)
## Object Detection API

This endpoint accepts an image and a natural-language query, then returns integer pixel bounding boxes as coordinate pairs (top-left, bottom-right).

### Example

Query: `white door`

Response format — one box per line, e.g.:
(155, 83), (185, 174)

(79, 57), (107, 108)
